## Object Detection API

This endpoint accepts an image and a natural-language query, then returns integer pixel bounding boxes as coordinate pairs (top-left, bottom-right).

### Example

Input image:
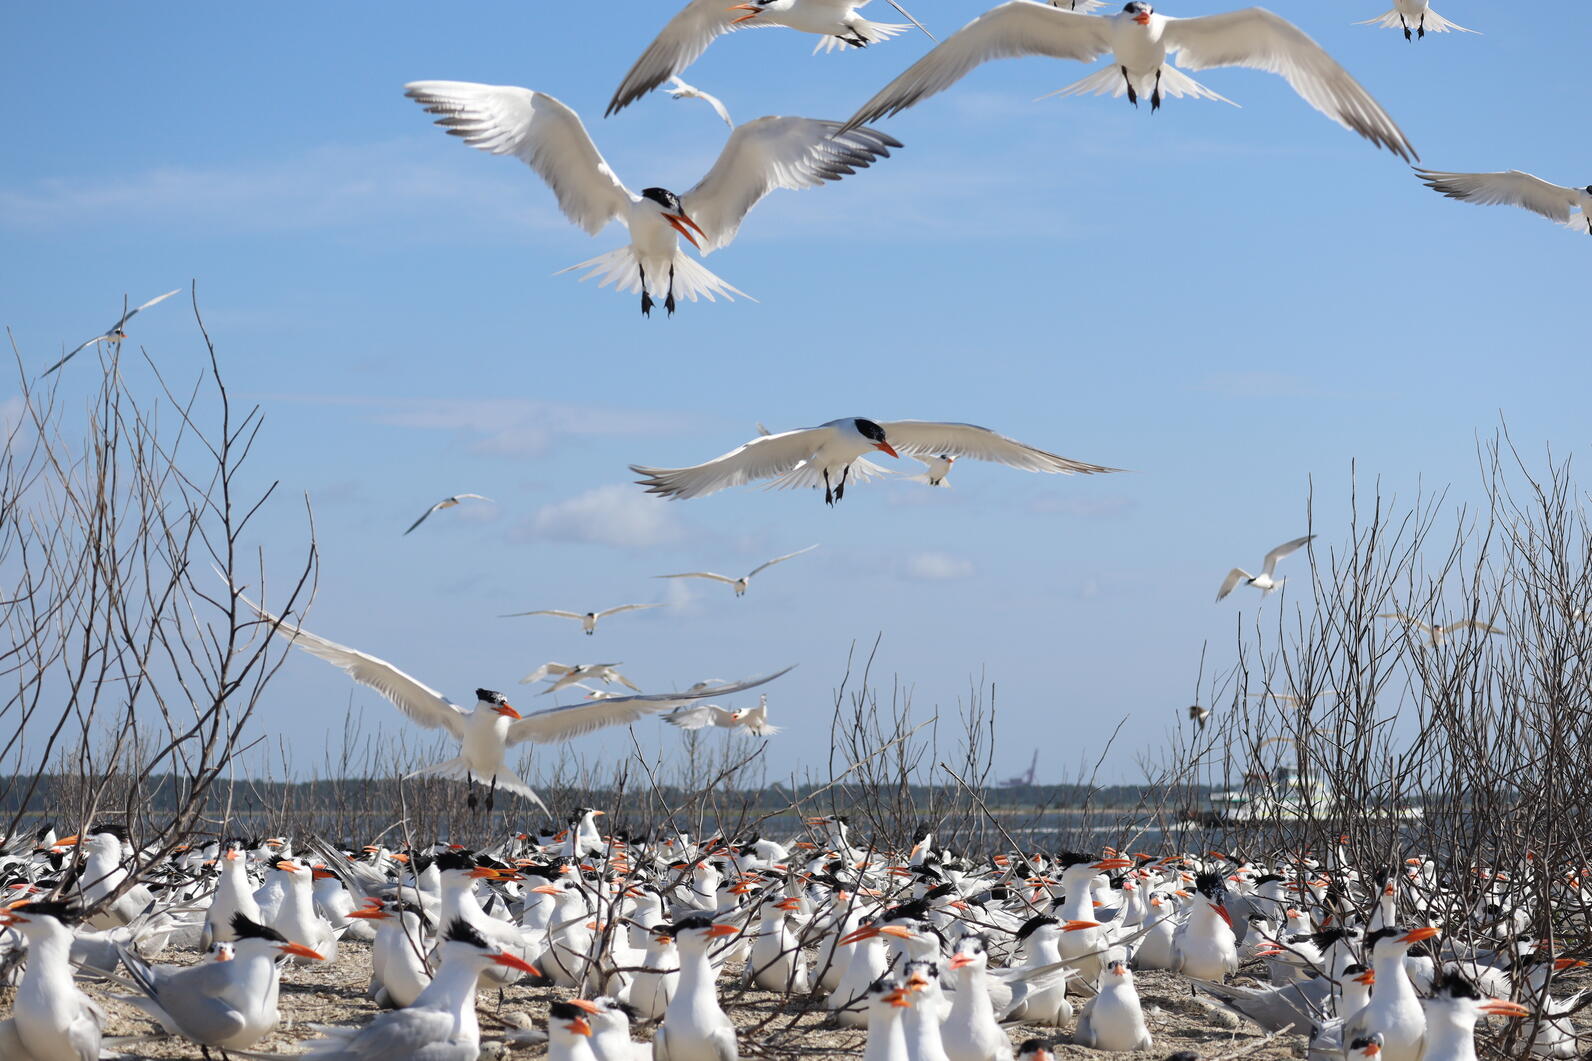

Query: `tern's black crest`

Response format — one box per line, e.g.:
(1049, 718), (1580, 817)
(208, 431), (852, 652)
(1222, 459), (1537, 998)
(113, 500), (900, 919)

(1343, 962), (1369, 976)
(853, 418), (887, 444)
(1015, 914), (1058, 942)
(1363, 927), (1401, 947)
(476, 689), (507, 705)
(433, 849), (478, 874)
(550, 1000), (587, 1022)
(444, 917), (489, 950)
(89, 822), (129, 842)
(1123, 1), (1153, 13)
(11, 900), (82, 925)
(668, 913), (717, 933)
(1194, 871), (1227, 900)
(231, 913), (288, 943)
(1055, 851), (1095, 869)
(1434, 970), (1481, 999)
(1016, 1040), (1054, 1057)
(640, 187), (684, 212)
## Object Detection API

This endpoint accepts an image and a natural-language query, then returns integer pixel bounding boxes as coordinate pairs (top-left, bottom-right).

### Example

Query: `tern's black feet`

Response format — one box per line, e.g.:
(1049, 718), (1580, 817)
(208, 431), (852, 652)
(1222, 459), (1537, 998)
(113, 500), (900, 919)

(467, 791), (480, 812)
(1122, 66), (1137, 107)
(1417, 18), (1425, 38)
(1151, 70), (1163, 112)
(641, 292), (654, 317)
(665, 293), (677, 316)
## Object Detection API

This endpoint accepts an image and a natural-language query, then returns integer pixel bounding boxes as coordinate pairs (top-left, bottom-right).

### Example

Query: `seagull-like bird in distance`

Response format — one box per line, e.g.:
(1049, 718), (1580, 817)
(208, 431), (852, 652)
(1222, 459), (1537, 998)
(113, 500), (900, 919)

(656, 545), (819, 597)
(606, 0), (933, 117)
(1216, 534), (1313, 602)
(239, 591), (791, 810)
(404, 81), (900, 316)
(404, 494), (494, 535)
(41, 288), (182, 377)
(634, 418), (1119, 505)
(911, 454), (957, 487)
(1356, 1), (1476, 40)
(666, 76), (735, 128)
(500, 602), (664, 636)
(1187, 703), (1211, 728)
(842, 1), (1417, 161)
(521, 662), (643, 694)
(1414, 169), (1592, 236)
(1377, 614), (1502, 646)
(665, 694), (781, 736)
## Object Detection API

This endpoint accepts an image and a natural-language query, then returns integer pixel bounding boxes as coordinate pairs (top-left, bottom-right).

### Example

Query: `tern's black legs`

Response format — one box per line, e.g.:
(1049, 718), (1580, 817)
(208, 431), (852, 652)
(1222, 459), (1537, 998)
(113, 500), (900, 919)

(467, 772), (481, 813)
(835, 465), (851, 503)
(640, 263), (654, 317)
(1401, 15), (1412, 40)
(1417, 14), (1426, 38)
(1151, 68), (1163, 112)
(823, 468), (835, 506)
(1122, 66), (1137, 107)
(665, 264), (677, 317)
(486, 776), (498, 813)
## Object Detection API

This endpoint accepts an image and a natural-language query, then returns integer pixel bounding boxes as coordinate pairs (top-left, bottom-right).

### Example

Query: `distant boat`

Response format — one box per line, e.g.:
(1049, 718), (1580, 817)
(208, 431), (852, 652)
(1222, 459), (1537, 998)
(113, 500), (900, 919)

(1189, 764), (1422, 825)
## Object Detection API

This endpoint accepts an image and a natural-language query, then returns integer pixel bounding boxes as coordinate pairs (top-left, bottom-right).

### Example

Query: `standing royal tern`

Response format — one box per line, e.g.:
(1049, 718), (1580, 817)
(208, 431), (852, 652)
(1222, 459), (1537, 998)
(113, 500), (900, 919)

(634, 419), (1119, 506)
(0, 902), (105, 1061)
(842, 2), (1417, 161)
(40, 288), (182, 377)
(500, 602), (663, 636)
(656, 545), (818, 596)
(666, 76), (735, 128)
(1215, 534), (1313, 602)
(403, 494), (494, 536)
(242, 592), (792, 810)
(606, 0), (931, 117)
(521, 662), (642, 694)
(404, 81), (900, 316)
(1413, 169), (1592, 236)
(1357, 1), (1476, 40)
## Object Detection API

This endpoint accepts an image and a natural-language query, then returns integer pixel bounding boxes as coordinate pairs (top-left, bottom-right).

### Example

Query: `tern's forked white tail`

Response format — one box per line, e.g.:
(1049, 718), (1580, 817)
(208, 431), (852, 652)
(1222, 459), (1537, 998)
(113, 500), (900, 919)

(406, 757), (549, 812)
(1038, 63), (1238, 107)
(557, 245), (755, 305)
(813, 21), (910, 53)
(1356, 8), (1478, 34)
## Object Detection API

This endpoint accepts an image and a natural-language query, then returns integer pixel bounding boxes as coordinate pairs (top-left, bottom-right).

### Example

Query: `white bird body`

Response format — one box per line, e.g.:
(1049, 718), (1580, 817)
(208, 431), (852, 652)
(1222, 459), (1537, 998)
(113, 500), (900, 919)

(665, 695), (781, 736)
(1377, 614), (1502, 645)
(203, 847), (262, 950)
(1172, 880), (1239, 981)
(1357, 0), (1477, 39)
(270, 861), (340, 964)
(1073, 956), (1153, 1051)
(1216, 534), (1313, 602)
(657, 545), (818, 596)
(631, 927), (681, 1021)
(75, 829), (156, 930)
(747, 898), (811, 992)
(353, 902), (434, 1009)
(404, 493), (494, 535)
(1415, 169), (1592, 235)
(524, 662), (643, 695)
(863, 978), (914, 1061)
(942, 937), (1014, 1061)
(405, 81), (899, 316)
(503, 603), (663, 636)
(1343, 927), (1440, 1061)
(667, 76), (735, 128)
(0, 908), (104, 1061)
(843, 1), (1416, 160)
(654, 918), (740, 1061)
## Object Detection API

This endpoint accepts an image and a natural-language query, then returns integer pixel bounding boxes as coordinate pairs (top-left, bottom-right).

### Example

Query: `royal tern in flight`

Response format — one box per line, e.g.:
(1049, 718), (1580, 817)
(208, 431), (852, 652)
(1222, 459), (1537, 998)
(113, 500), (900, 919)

(910, 453), (956, 486)
(1215, 534), (1313, 602)
(634, 418), (1119, 505)
(241, 592), (791, 810)
(500, 602), (664, 636)
(1356, 1), (1476, 40)
(1377, 614), (1501, 645)
(655, 545), (818, 596)
(404, 81), (900, 316)
(40, 288), (182, 377)
(606, 0), (931, 117)
(842, 1), (1417, 161)
(1413, 169), (1592, 235)
(664, 694), (781, 735)
(666, 76), (735, 128)
(403, 493), (494, 535)
(521, 662), (642, 694)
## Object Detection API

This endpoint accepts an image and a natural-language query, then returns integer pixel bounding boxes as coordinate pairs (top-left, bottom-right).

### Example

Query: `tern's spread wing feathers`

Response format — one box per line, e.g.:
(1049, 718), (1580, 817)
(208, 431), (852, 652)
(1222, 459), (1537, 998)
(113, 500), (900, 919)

(598, 603), (665, 619)
(239, 594), (467, 737)
(683, 118), (900, 252)
(764, 455), (894, 492)
(1413, 169), (1581, 224)
(1260, 534), (1314, 576)
(507, 667), (795, 744)
(403, 501), (447, 535)
(521, 662), (576, 684)
(842, 1), (1112, 129)
(1163, 9), (1417, 160)
(608, 0), (763, 116)
(633, 427), (834, 499)
(404, 81), (632, 234)
(503, 609), (584, 620)
(41, 288), (183, 377)
(655, 571), (739, 585)
(879, 421), (1120, 475)
(668, 76), (736, 128)
(1216, 568), (1251, 602)
(747, 544), (819, 578)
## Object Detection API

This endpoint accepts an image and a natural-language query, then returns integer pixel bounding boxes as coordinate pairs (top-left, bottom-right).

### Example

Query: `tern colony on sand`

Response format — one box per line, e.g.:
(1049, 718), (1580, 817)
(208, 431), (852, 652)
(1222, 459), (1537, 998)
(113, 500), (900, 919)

(403, 81), (900, 315)
(500, 602), (664, 636)
(4, 824), (1578, 1060)
(238, 589), (792, 811)
(633, 418), (1119, 506)
(402, 493), (495, 536)
(840, 1), (1417, 160)
(1214, 534), (1313, 602)
(655, 544), (818, 597)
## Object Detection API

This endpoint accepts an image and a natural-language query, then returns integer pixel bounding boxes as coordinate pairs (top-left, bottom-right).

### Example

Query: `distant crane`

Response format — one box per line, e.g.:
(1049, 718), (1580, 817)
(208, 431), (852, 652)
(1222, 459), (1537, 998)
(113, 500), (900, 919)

(1000, 750), (1039, 788)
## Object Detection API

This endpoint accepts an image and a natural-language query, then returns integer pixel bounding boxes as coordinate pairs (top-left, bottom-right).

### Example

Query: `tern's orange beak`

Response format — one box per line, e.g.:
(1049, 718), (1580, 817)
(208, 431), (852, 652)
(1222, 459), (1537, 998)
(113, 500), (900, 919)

(948, 953), (976, 969)
(275, 861), (299, 873)
(567, 998), (603, 1014)
(532, 883), (563, 895)
(469, 867), (502, 880)
(776, 898), (803, 911)
(840, 925), (880, 945)
(1133, 11), (1151, 24)
(1479, 998), (1531, 1018)
(493, 952), (542, 976)
(1555, 958), (1588, 970)
(495, 703), (522, 720)
(55, 835), (79, 847)
(872, 440), (899, 458)
(1212, 904), (1233, 929)
(886, 986), (912, 1008)
(1063, 919), (1103, 931)
(567, 1017), (593, 1037)
(346, 907), (391, 920)
(729, 3), (761, 22)
(1362, 1044), (1381, 1058)
(278, 942), (326, 961)
(664, 212), (705, 249)
(707, 923), (741, 938)
(1354, 969), (1376, 985)
(1400, 926), (1440, 944)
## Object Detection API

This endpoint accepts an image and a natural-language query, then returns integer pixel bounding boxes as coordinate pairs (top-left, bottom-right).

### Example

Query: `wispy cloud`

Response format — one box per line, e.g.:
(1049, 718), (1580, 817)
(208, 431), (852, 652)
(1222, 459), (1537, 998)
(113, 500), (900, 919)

(518, 485), (685, 550)
(900, 550), (975, 581)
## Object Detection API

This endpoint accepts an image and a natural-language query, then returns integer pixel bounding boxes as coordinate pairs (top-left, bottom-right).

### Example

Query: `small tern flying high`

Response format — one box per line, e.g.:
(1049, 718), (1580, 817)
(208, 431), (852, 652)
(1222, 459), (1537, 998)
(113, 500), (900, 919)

(40, 288), (182, 377)
(1356, 1), (1476, 40)
(404, 81), (900, 316)
(1216, 534), (1313, 602)
(666, 76), (735, 128)
(1377, 614), (1502, 645)
(521, 662), (642, 694)
(633, 418), (1118, 505)
(404, 494), (494, 536)
(842, 1), (1417, 161)
(1414, 169), (1592, 236)
(656, 545), (818, 596)
(500, 602), (664, 636)
(606, 0), (932, 117)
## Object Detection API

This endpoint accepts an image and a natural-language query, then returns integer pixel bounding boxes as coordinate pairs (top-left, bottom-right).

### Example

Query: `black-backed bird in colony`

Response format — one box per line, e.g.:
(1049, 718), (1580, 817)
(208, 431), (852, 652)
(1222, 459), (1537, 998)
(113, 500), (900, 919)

(605, 0), (933, 117)
(499, 602), (663, 636)
(40, 288), (181, 377)
(1215, 534), (1313, 602)
(404, 494), (494, 535)
(403, 81), (900, 316)
(841, 1), (1417, 161)
(655, 545), (818, 597)
(1356, 0), (1476, 39)
(1414, 169), (1592, 236)
(632, 418), (1119, 506)
(237, 590), (792, 811)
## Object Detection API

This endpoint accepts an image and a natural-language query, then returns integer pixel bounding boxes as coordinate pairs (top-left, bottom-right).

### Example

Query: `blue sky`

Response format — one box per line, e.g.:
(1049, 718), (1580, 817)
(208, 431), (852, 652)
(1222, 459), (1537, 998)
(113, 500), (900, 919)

(3, 1), (1586, 788)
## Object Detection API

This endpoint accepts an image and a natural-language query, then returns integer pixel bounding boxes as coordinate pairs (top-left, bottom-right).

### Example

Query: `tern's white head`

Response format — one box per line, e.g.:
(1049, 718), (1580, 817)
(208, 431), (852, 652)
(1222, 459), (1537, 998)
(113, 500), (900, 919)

(1123, 1), (1153, 24)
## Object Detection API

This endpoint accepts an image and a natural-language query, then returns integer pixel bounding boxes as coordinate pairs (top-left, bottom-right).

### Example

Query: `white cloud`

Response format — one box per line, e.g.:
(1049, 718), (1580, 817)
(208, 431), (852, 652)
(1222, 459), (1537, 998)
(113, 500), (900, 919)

(901, 550), (975, 581)
(520, 485), (684, 549)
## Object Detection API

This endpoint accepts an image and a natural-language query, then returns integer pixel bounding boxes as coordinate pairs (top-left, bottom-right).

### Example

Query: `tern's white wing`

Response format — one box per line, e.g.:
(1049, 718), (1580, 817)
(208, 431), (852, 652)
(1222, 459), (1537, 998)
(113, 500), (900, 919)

(683, 118), (900, 252)
(664, 704), (719, 730)
(1215, 568), (1251, 602)
(632, 426), (836, 500)
(608, 0), (765, 117)
(1260, 534), (1314, 576)
(117, 288), (183, 328)
(502, 610), (585, 620)
(1413, 169), (1582, 224)
(879, 421), (1120, 475)
(507, 666), (795, 744)
(1356, 8), (1476, 33)
(404, 81), (632, 234)
(746, 544), (819, 579)
(597, 603), (665, 619)
(521, 662), (576, 684)
(843, 1), (1112, 130)
(669, 76), (735, 128)
(1162, 9), (1417, 161)
(41, 288), (183, 378)
(239, 594), (467, 738)
(764, 455), (894, 492)
(404, 500), (448, 536)
(655, 571), (738, 586)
